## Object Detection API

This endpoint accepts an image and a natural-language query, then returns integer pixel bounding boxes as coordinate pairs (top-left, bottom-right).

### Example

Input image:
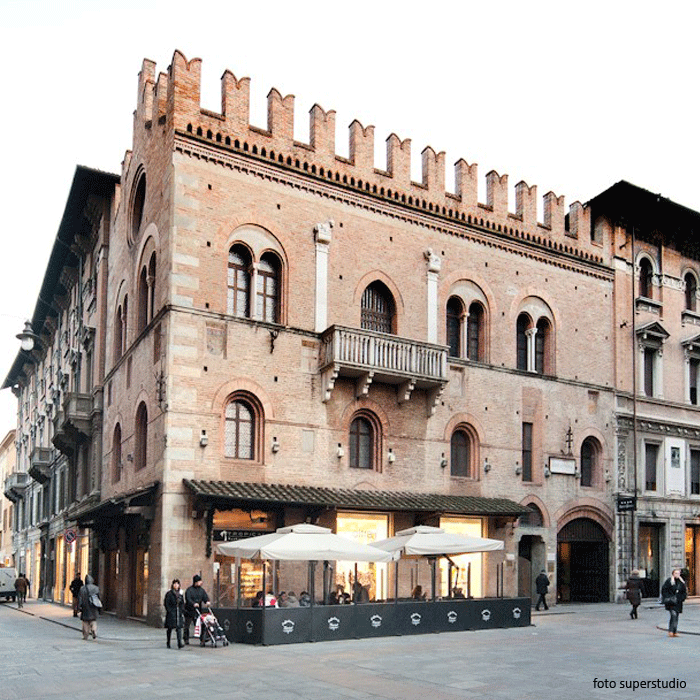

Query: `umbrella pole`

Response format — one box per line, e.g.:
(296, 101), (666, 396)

(261, 560), (266, 640)
(394, 560), (399, 603)
(310, 561), (315, 607)
(430, 557), (436, 601)
(323, 560), (329, 605)
(236, 556), (241, 610)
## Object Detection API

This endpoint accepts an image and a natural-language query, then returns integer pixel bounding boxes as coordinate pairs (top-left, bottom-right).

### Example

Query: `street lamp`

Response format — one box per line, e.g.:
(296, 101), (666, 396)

(16, 320), (38, 352)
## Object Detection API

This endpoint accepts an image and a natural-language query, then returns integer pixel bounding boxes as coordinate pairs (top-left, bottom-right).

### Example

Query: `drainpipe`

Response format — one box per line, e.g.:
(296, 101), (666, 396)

(631, 222), (638, 573)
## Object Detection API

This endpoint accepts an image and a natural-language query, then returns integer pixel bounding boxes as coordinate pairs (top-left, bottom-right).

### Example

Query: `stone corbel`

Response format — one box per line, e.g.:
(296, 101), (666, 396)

(356, 371), (374, 399)
(321, 365), (339, 403)
(426, 384), (446, 417)
(397, 378), (416, 404)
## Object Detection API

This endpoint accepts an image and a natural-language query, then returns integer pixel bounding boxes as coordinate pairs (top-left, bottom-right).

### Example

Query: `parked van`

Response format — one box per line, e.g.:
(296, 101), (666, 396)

(0, 567), (18, 602)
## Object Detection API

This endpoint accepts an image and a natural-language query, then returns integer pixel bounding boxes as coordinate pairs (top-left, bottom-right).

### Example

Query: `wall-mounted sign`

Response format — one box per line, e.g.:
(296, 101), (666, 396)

(617, 496), (637, 513)
(213, 529), (273, 542)
(549, 457), (576, 475)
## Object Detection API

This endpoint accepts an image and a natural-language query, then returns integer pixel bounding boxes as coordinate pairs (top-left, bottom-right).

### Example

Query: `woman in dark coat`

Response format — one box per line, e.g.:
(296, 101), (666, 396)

(620, 569), (643, 619)
(164, 579), (185, 648)
(661, 568), (687, 637)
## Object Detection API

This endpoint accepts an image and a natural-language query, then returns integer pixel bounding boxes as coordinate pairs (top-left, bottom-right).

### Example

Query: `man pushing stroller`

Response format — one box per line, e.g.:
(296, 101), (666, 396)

(184, 574), (211, 646)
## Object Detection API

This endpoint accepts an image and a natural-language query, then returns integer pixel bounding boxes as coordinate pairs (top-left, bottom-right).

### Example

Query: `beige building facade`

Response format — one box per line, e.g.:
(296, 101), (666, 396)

(0, 429), (17, 567)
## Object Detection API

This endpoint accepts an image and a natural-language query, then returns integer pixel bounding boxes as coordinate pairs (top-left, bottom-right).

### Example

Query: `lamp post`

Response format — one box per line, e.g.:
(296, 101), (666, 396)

(16, 320), (38, 352)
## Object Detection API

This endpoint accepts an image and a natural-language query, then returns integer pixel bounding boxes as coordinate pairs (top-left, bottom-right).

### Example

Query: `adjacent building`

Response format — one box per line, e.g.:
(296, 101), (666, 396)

(0, 429), (17, 567)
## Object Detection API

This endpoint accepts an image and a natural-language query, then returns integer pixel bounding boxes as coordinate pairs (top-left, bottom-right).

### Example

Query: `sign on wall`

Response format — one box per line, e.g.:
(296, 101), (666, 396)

(548, 457), (576, 475)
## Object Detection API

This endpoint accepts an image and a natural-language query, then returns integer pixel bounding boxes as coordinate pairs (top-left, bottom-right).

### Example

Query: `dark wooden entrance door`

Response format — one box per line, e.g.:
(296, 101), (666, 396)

(557, 518), (609, 602)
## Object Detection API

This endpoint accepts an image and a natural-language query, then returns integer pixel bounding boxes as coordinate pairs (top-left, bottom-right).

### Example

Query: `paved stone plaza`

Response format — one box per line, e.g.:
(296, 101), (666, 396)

(0, 599), (697, 699)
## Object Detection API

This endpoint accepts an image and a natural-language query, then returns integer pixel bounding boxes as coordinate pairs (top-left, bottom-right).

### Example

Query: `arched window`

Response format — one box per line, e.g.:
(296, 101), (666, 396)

(516, 314), (529, 371)
(349, 413), (380, 470)
(134, 402), (148, 471)
(257, 252), (281, 323)
(468, 302), (484, 361)
(228, 245), (251, 318)
(361, 282), (395, 334)
(131, 171), (146, 243)
(580, 437), (599, 487)
(446, 297), (464, 357)
(114, 303), (124, 363)
(112, 423), (122, 483)
(639, 258), (653, 299)
(148, 252), (156, 321)
(535, 318), (551, 375)
(519, 503), (544, 527)
(224, 398), (256, 459)
(685, 272), (697, 312)
(450, 427), (476, 478)
(137, 252), (157, 333)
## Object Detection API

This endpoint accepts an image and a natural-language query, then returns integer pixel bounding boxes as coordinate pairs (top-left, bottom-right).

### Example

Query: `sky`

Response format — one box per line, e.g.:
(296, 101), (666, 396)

(1, 0), (699, 433)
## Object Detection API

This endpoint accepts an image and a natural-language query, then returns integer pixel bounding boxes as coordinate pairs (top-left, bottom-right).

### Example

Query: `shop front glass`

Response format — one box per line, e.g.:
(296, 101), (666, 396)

(336, 512), (389, 601)
(638, 523), (661, 598)
(439, 517), (484, 598)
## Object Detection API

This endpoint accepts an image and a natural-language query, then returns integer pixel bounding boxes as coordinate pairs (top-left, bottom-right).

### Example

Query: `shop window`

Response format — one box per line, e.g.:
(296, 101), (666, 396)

(224, 398), (257, 460)
(227, 245), (251, 318)
(645, 443), (659, 492)
(135, 402), (148, 471)
(361, 281), (395, 334)
(256, 252), (281, 323)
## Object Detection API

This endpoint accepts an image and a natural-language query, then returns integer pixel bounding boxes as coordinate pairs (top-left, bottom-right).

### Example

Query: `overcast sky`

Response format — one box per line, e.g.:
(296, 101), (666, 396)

(1, 0), (698, 433)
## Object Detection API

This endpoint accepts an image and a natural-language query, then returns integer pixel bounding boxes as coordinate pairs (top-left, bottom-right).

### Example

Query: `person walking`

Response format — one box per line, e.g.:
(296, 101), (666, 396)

(164, 579), (185, 649)
(184, 574), (210, 646)
(620, 569), (643, 619)
(661, 568), (687, 637)
(78, 575), (101, 641)
(69, 572), (83, 617)
(535, 569), (550, 611)
(14, 573), (29, 608)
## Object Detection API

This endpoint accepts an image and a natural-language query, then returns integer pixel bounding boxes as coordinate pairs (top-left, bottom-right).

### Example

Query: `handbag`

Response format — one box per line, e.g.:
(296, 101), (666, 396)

(663, 594), (677, 608)
(90, 592), (103, 609)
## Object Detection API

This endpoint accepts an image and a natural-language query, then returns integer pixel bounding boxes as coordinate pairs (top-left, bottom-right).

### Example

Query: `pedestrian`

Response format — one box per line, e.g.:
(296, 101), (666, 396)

(163, 578), (185, 649)
(184, 574), (210, 646)
(14, 573), (29, 608)
(661, 568), (687, 638)
(69, 572), (83, 617)
(535, 569), (550, 611)
(78, 575), (101, 641)
(619, 569), (643, 619)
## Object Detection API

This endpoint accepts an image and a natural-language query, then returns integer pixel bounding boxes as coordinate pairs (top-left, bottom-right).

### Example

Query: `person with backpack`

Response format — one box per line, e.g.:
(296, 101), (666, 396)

(78, 575), (101, 640)
(69, 572), (83, 617)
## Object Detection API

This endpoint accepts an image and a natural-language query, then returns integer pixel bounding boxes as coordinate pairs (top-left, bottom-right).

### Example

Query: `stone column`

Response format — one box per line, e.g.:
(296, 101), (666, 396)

(424, 249), (441, 344)
(684, 349), (691, 404)
(314, 221), (333, 332)
(526, 328), (537, 373)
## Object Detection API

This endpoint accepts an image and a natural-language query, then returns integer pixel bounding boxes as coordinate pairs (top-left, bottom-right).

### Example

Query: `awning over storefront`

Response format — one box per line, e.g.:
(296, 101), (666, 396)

(183, 480), (529, 518)
(73, 482), (159, 526)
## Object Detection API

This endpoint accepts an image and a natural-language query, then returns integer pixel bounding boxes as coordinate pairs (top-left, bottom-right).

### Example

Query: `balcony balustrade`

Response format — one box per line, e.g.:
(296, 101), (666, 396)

(29, 446), (54, 484)
(3, 472), (30, 502)
(319, 325), (448, 413)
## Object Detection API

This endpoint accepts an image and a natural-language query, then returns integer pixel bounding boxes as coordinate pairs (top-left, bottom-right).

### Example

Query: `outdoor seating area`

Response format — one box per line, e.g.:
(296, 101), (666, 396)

(213, 524), (530, 645)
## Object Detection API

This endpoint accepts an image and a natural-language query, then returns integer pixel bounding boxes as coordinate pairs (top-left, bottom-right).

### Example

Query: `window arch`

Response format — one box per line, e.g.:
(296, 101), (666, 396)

(535, 318), (552, 374)
(257, 252), (281, 323)
(114, 294), (128, 364)
(685, 271), (697, 312)
(450, 425), (478, 478)
(639, 257), (654, 299)
(130, 170), (146, 245)
(137, 251), (157, 333)
(516, 310), (554, 375)
(349, 411), (381, 471)
(361, 282), (395, 334)
(580, 436), (600, 488)
(519, 503), (544, 527)
(446, 296), (464, 357)
(112, 423), (122, 483)
(227, 245), (252, 318)
(134, 402), (148, 471)
(224, 393), (263, 460)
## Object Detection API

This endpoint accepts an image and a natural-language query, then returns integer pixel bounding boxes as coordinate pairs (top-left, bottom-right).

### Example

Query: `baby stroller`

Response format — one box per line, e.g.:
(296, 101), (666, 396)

(195, 607), (229, 648)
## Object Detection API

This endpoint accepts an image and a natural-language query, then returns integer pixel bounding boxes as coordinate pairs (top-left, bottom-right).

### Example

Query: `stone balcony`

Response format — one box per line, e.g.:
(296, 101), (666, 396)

(29, 446), (54, 484)
(319, 325), (448, 414)
(53, 392), (95, 456)
(4, 472), (30, 502)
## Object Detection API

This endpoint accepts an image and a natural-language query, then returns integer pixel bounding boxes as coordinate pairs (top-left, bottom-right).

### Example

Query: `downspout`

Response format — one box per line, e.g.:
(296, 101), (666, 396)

(631, 223), (638, 572)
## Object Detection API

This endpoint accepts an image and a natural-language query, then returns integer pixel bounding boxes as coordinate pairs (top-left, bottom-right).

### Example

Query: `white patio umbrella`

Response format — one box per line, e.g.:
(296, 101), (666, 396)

(216, 523), (396, 562)
(372, 525), (504, 601)
(372, 525), (504, 557)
